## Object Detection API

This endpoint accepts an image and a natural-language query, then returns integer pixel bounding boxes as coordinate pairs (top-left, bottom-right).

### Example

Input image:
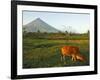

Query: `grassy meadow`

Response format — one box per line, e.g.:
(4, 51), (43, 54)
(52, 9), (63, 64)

(23, 32), (89, 68)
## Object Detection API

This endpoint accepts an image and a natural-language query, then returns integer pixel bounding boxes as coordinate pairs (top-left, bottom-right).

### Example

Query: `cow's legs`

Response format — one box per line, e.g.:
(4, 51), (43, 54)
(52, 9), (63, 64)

(61, 55), (63, 62)
(62, 56), (66, 64)
(72, 55), (76, 62)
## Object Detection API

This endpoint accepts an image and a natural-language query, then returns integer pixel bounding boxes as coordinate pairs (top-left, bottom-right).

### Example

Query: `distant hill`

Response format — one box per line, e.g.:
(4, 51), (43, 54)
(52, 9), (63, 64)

(23, 18), (60, 33)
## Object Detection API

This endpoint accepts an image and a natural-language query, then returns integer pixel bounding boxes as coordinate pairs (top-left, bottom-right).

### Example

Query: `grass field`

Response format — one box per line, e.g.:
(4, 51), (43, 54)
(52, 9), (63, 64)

(23, 33), (89, 68)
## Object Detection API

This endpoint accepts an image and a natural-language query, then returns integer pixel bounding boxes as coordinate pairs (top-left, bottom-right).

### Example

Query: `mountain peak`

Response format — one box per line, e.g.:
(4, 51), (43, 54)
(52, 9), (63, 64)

(36, 18), (41, 20)
(34, 18), (45, 23)
(34, 18), (41, 21)
(24, 18), (60, 33)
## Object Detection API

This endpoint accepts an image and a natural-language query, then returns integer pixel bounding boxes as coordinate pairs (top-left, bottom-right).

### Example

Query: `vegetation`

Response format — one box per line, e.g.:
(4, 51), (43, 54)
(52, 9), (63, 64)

(23, 32), (89, 68)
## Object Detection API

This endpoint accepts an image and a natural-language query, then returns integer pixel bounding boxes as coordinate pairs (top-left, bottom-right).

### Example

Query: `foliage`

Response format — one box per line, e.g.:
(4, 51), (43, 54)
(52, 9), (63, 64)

(23, 32), (89, 40)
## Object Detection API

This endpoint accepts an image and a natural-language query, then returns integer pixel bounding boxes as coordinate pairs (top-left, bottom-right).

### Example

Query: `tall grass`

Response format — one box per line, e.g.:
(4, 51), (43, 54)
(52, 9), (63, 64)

(23, 37), (89, 68)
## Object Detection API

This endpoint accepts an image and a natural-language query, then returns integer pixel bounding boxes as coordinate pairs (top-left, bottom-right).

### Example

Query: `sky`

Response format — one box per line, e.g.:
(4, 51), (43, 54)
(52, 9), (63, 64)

(23, 11), (90, 33)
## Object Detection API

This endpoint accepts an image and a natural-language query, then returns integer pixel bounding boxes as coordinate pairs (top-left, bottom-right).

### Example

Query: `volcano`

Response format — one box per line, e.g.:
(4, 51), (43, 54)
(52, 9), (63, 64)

(23, 18), (59, 33)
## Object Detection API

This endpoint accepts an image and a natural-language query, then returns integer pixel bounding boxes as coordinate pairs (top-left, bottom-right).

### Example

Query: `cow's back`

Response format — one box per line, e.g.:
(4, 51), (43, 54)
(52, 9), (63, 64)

(61, 46), (79, 56)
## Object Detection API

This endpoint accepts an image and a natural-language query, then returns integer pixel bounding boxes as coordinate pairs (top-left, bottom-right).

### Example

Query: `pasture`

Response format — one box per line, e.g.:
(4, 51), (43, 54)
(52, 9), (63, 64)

(23, 33), (89, 68)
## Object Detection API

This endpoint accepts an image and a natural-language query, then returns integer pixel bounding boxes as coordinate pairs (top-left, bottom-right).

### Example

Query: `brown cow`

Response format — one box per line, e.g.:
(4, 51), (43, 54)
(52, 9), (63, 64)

(61, 46), (85, 63)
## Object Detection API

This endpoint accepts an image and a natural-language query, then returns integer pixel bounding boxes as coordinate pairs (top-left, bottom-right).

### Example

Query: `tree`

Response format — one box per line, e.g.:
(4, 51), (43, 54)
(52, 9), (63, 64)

(37, 29), (40, 33)
(23, 27), (27, 33)
(65, 30), (68, 34)
(87, 30), (90, 34)
(62, 25), (75, 34)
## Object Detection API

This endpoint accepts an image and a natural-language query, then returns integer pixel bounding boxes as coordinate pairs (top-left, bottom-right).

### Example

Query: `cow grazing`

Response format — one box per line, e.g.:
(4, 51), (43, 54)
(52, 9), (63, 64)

(61, 46), (85, 63)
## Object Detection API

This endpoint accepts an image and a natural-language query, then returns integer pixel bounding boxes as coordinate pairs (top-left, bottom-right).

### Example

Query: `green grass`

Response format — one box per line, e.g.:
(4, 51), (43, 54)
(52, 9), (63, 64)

(23, 38), (89, 68)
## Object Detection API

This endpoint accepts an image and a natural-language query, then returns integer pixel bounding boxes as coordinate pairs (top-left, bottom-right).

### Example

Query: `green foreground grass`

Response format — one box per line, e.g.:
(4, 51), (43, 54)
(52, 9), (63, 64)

(23, 38), (89, 68)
